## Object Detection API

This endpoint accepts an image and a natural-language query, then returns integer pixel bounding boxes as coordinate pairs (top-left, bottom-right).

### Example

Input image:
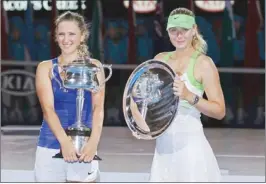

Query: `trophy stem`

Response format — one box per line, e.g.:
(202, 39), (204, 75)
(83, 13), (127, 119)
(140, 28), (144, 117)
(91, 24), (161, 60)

(76, 89), (85, 126)
(141, 100), (148, 119)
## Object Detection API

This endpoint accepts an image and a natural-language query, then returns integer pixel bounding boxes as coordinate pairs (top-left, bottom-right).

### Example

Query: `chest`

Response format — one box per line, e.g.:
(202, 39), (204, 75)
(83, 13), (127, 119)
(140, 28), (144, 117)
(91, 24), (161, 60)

(165, 58), (202, 83)
(50, 66), (92, 102)
(51, 78), (92, 103)
(166, 57), (191, 76)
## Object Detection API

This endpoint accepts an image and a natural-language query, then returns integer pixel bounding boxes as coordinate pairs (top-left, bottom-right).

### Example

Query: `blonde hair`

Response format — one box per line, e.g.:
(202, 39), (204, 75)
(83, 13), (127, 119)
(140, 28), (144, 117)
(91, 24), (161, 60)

(169, 8), (208, 54)
(55, 11), (90, 58)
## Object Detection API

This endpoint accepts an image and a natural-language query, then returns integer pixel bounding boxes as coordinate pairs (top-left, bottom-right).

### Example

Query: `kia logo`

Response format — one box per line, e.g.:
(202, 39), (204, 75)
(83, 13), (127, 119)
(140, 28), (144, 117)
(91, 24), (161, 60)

(1, 70), (36, 96)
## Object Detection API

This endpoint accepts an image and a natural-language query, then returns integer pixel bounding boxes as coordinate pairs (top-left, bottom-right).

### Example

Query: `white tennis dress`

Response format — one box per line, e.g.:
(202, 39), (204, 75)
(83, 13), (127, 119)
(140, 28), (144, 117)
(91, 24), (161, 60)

(149, 51), (221, 182)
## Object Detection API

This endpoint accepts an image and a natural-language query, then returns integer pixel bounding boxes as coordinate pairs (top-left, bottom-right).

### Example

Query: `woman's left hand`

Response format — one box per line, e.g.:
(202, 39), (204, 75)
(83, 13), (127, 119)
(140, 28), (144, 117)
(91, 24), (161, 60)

(79, 139), (97, 163)
(173, 76), (191, 101)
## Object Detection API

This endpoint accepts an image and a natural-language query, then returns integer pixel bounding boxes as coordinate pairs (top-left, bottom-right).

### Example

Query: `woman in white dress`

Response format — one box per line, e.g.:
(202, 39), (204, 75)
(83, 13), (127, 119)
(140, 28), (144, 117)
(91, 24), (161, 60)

(149, 7), (225, 182)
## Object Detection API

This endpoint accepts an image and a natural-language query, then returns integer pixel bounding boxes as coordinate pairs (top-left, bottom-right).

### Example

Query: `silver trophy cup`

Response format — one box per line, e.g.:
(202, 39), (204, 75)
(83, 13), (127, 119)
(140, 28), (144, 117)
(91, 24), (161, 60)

(123, 59), (178, 140)
(52, 58), (112, 160)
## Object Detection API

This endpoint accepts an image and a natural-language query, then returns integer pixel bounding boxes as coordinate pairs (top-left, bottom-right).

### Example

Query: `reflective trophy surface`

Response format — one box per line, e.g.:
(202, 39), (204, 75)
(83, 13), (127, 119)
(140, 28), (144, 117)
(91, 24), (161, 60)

(52, 58), (112, 161)
(123, 59), (179, 140)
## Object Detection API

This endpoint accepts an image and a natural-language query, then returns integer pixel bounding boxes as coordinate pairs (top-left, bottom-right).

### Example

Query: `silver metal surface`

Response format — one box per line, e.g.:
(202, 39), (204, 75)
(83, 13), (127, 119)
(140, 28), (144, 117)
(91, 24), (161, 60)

(123, 59), (178, 140)
(70, 134), (88, 155)
(58, 58), (112, 92)
(51, 58), (112, 155)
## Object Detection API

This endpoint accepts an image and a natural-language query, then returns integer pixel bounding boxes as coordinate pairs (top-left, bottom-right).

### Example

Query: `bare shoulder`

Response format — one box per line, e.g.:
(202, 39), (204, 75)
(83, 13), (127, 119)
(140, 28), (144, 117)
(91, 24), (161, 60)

(37, 59), (53, 70)
(154, 52), (172, 60)
(196, 54), (218, 73)
(89, 58), (102, 67)
(36, 60), (54, 79)
(89, 58), (106, 77)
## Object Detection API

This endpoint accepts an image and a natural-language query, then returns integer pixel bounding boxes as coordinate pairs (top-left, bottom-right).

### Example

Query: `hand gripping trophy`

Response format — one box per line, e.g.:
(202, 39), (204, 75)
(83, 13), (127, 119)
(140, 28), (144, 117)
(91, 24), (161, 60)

(52, 54), (112, 161)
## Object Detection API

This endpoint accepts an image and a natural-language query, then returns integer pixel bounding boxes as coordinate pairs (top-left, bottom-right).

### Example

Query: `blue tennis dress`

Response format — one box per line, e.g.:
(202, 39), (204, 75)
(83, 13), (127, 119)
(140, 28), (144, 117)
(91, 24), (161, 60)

(37, 58), (93, 149)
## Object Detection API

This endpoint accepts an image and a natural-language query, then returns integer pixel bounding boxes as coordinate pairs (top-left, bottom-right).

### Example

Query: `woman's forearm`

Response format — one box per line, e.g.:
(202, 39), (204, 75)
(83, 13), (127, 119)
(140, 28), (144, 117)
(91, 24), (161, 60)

(186, 92), (225, 120)
(89, 107), (104, 147)
(43, 109), (69, 144)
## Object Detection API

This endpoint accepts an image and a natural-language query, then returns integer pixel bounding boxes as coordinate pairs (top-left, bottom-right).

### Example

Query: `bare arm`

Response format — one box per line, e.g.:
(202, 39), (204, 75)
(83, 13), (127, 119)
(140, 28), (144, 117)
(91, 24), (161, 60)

(35, 61), (69, 144)
(156, 52), (225, 119)
(154, 52), (167, 60)
(88, 59), (106, 147)
(186, 56), (226, 120)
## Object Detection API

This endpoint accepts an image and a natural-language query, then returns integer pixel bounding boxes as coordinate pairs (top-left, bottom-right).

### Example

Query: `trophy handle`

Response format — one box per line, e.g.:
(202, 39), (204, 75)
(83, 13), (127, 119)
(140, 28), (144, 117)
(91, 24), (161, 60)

(94, 64), (112, 92)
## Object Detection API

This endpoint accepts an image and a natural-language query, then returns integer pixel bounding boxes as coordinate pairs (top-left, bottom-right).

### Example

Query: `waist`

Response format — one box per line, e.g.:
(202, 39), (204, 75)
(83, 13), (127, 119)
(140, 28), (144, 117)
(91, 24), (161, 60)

(170, 112), (203, 133)
(38, 110), (92, 149)
(178, 102), (201, 118)
(38, 121), (92, 149)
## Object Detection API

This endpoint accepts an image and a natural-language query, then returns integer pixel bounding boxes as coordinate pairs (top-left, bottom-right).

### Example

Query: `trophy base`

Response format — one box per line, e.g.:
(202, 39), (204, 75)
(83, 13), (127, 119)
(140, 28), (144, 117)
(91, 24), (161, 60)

(53, 151), (102, 161)
(65, 124), (91, 136)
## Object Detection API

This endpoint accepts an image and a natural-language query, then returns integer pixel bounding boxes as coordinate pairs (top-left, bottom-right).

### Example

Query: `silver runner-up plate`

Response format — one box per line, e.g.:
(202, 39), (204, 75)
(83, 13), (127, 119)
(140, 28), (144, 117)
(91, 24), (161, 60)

(122, 59), (179, 140)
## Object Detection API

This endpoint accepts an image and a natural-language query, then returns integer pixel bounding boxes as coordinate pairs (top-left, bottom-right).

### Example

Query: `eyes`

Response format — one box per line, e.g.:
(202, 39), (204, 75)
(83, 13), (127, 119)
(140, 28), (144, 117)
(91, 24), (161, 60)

(58, 32), (76, 36)
(168, 27), (190, 35)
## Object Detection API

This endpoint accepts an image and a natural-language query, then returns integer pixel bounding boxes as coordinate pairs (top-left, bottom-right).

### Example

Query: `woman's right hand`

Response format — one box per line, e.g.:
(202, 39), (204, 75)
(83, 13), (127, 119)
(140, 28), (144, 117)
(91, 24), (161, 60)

(60, 137), (78, 162)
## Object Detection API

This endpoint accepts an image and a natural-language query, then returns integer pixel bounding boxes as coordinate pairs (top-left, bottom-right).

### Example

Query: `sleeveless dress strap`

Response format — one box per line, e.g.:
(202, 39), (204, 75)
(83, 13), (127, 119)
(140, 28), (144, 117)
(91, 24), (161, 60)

(161, 51), (204, 91)
(50, 57), (62, 88)
(52, 57), (58, 65)
(187, 51), (204, 91)
(163, 52), (173, 62)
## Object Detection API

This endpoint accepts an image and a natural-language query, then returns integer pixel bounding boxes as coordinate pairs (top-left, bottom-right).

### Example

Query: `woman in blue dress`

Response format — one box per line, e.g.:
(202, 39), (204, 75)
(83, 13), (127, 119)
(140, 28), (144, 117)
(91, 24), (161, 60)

(34, 11), (105, 182)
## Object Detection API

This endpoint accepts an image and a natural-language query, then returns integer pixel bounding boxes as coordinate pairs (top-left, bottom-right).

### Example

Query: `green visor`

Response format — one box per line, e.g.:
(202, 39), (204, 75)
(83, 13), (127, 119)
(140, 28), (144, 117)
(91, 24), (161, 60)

(166, 14), (196, 30)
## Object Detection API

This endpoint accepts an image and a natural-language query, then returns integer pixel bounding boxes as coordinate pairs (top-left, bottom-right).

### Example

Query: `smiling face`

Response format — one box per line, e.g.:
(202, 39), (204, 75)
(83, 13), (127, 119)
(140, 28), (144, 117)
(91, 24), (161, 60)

(168, 25), (196, 50)
(56, 20), (84, 55)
